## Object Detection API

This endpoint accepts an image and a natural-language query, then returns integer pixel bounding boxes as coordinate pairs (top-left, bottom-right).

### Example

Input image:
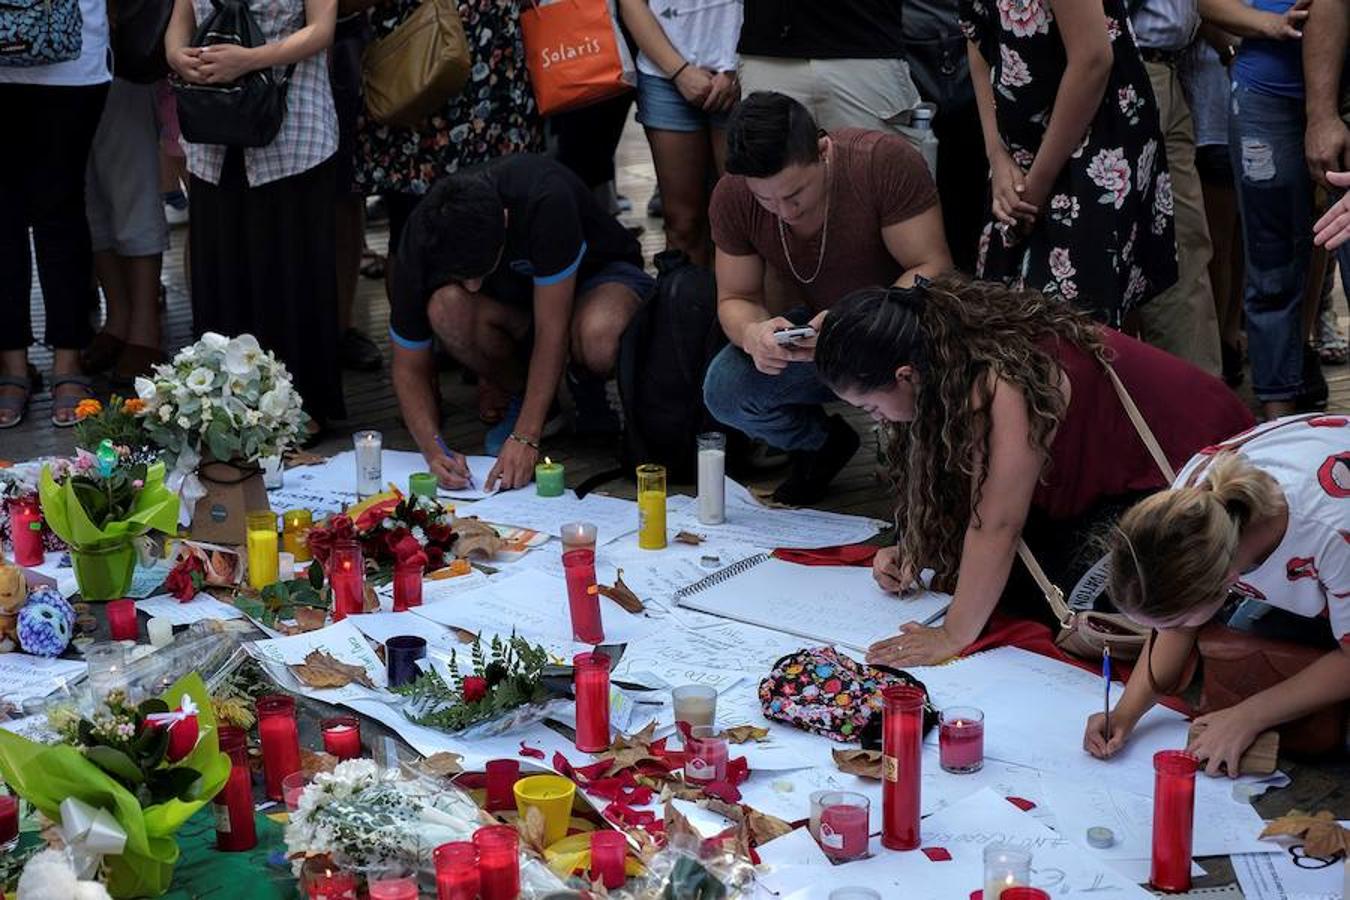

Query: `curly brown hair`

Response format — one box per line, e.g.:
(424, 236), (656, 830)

(815, 274), (1108, 583)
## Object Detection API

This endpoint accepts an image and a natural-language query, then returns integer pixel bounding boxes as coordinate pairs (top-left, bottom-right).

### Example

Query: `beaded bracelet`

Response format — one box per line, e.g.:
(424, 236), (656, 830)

(508, 432), (540, 451)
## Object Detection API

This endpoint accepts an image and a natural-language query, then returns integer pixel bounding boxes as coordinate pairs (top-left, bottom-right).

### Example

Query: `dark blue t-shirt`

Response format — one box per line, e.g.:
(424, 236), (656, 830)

(1231, 0), (1304, 98)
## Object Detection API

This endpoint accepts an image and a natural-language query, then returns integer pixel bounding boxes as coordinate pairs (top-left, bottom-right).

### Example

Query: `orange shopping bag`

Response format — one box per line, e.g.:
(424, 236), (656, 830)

(520, 0), (635, 116)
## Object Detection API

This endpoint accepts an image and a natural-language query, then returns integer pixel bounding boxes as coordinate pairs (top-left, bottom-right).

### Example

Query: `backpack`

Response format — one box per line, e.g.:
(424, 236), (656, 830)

(171, 0), (294, 148)
(758, 647), (938, 744)
(112, 0), (173, 83)
(0, 0), (82, 67)
(614, 249), (727, 481)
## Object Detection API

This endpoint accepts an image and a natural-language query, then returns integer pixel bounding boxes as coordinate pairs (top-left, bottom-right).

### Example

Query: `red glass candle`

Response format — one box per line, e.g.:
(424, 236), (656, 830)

(106, 598), (137, 642)
(328, 540), (365, 621)
(485, 758), (521, 812)
(818, 792), (870, 862)
(1150, 750), (1198, 893)
(256, 694), (301, 801)
(321, 715), (361, 760)
(881, 685), (924, 851)
(590, 830), (628, 889)
(684, 725), (728, 785)
(0, 794), (17, 849)
(938, 707), (984, 774)
(8, 499), (43, 567)
(368, 876), (418, 900)
(563, 549), (604, 644)
(473, 825), (521, 900)
(307, 869), (359, 900)
(1001, 890), (1051, 900)
(392, 558), (424, 612)
(213, 726), (257, 852)
(434, 841), (479, 900)
(573, 651), (611, 752)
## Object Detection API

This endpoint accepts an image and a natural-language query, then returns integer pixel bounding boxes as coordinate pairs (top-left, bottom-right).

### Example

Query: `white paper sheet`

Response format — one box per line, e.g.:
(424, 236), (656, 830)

(664, 480), (887, 550)
(125, 561), (172, 599)
(1232, 825), (1348, 900)
(347, 611), (462, 654)
(318, 449), (503, 502)
(137, 594), (245, 625)
(0, 654), (86, 703)
(757, 826), (833, 869)
(247, 619), (390, 702)
(373, 568), (489, 609)
(456, 489), (639, 544)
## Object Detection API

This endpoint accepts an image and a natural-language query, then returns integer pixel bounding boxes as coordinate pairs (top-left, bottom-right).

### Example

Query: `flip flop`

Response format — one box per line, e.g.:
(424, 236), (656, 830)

(0, 375), (32, 429)
(51, 374), (95, 428)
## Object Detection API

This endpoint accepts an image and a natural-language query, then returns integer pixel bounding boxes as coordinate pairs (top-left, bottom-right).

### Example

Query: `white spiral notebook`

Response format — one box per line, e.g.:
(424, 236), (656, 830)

(673, 554), (951, 653)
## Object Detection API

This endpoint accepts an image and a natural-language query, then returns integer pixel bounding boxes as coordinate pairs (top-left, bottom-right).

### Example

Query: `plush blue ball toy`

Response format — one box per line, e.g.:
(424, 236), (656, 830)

(17, 590), (75, 658)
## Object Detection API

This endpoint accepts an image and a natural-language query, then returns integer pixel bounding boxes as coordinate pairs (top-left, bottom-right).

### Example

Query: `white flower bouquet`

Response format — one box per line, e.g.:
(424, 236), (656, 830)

(134, 333), (306, 469)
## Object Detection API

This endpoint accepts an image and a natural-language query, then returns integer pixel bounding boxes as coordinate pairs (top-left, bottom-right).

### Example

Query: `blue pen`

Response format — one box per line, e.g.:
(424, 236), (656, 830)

(1103, 643), (1112, 742)
(434, 434), (474, 489)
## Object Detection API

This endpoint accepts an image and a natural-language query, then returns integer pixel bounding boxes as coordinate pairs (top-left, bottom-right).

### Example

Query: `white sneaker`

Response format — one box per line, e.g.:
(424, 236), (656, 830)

(164, 202), (189, 227)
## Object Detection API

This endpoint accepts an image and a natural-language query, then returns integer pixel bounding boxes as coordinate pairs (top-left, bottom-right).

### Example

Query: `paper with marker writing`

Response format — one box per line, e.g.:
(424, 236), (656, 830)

(137, 593), (245, 625)
(1231, 821), (1349, 900)
(347, 611), (462, 654)
(321, 449), (500, 501)
(373, 568), (489, 609)
(674, 556), (950, 653)
(455, 489), (638, 543)
(247, 619), (389, 702)
(0, 655), (86, 703)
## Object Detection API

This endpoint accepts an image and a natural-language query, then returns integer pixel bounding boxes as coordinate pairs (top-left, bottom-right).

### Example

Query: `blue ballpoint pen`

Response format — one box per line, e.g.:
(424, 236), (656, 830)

(434, 433), (474, 489)
(1103, 643), (1112, 742)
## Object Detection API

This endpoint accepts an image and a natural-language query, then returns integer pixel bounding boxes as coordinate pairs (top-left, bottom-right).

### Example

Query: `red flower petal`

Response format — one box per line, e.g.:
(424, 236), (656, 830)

(701, 780), (742, 803)
(1006, 796), (1036, 811)
(922, 847), (953, 862)
(726, 756), (750, 786)
(518, 741), (545, 760)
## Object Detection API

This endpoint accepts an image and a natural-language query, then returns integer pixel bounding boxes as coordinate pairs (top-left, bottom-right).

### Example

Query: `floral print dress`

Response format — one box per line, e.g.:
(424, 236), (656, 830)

(354, 0), (544, 196)
(961, 0), (1177, 326)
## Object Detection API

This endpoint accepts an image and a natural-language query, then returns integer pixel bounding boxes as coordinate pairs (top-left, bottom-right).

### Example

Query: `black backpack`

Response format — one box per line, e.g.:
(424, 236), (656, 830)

(171, 0), (294, 148)
(576, 250), (729, 495)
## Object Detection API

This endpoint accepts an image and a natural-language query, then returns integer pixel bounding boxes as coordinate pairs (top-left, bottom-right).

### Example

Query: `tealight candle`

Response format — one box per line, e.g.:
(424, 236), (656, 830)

(106, 598), (137, 642)
(307, 868), (358, 900)
(321, 715), (361, 760)
(354, 430), (383, 499)
(245, 510), (279, 590)
(282, 509), (313, 562)
(939, 707), (984, 774)
(983, 843), (1032, 899)
(560, 521), (597, 553)
(818, 792), (870, 862)
(367, 876), (417, 900)
(535, 457), (564, 497)
(146, 617), (173, 648)
(8, 498), (43, 567)
(636, 464), (667, 550)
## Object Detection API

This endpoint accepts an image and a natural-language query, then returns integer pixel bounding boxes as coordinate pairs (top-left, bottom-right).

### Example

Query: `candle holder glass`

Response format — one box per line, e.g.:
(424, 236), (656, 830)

(9, 498), (43, 566)
(818, 791), (870, 861)
(85, 640), (128, 701)
(573, 651), (611, 752)
(473, 825), (521, 900)
(590, 830), (628, 889)
(808, 789), (834, 840)
(328, 540), (365, 621)
(696, 432), (727, 525)
(685, 725), (728, 785)
(939, 706), (985, 774)
(409, 472), (438, 498)
(0, 795), (17, 851)
(880, 685), (924, 850)
(282, 509), (313, 562)
(1000, 890), (1051, 900)
(433, 841), (479, 900)
(392, 558), (424, 611)
(321, 714), (362, 760)
(385, 635), (427, 688)
(106, 598), (138, 642)
(983, 843), (1032, 899)
(354, 430), (384, 499)
(1150, 750), (1198, 893)
(636, 464), (667, 549)
(485, 758), (520, 812)
(213, 726), (257, 852)
(282, 770), (309, 812)
(256, 694), (301, 801)
(671, 684), (717, 735)
(563, 549), (604, 644)
(246, 509), (279, 590)
(560, 521), (597, 553)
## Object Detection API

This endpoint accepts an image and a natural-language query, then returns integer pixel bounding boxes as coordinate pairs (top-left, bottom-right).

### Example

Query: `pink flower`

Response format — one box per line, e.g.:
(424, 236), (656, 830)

(996, 0), (1050, 37)
(132, 479), (144, 490)
(999, 45), (1032, 88)
(1087, 147), (1132, 209)
(1049, 247), (1076, 281)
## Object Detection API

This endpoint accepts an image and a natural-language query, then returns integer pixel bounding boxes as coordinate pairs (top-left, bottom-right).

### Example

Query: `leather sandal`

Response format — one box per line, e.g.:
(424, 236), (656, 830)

(50, 374), (96, 428)
(0, 375), (32, 429)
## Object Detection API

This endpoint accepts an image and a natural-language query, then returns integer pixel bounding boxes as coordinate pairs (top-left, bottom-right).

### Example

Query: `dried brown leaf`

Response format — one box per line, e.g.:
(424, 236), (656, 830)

(746, 808), (795, 845)
(293, 606), (328, 633)
(832, 748), (883, 780)
(450, 626), (478, 644)
(595, 569), (644, 614)
(301, 749), (338, 777)
(596, 720), (663, 772)
(285, 450), (327, 468)
(455, 518), (503, 560)
(1260, 810), (1350, 858)
(518, 804), (550, 856)
(291, 650), (375, 689)
(674, 531), (704, 546)
(699, 799), (754, 859)
(722, 725), (770, 744)
(418, 751), (465, 778)
(363, 583), (380, 613)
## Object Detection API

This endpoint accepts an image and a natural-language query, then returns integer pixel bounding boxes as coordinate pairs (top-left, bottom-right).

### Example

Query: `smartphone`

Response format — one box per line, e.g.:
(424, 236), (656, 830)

(774, 326), (817, 345)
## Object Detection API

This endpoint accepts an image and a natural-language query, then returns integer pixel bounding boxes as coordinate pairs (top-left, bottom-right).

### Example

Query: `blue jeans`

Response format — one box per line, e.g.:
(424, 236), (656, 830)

(1228, 83), (1350, 401)
(702, 312), (838, 452)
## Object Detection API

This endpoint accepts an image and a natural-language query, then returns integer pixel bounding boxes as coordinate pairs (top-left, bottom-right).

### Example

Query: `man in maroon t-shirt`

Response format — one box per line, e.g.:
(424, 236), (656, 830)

(703, 92), (951, 505)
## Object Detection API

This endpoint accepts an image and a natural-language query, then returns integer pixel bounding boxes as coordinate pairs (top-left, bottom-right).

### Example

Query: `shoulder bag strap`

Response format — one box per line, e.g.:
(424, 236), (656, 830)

(1101, 360), (1176, 484)
(1017, 539), (1073, 627)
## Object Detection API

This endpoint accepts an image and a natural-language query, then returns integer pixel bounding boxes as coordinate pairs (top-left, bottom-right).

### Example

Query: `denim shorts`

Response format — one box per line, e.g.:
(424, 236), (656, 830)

(635, 72), (729, 133)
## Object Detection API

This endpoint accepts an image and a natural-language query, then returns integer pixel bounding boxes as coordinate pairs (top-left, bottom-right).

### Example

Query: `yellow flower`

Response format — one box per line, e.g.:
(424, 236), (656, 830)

(74, 399), (103, 420)
(121, 398), (146, 415)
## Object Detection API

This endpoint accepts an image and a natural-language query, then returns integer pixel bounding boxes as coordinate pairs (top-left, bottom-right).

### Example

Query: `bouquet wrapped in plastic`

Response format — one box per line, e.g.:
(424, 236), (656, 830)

(0, 673), (230, 897)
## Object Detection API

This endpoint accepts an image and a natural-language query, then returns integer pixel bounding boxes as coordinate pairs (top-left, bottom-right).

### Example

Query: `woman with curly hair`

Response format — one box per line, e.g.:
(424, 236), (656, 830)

(813, 275), (1254, 666)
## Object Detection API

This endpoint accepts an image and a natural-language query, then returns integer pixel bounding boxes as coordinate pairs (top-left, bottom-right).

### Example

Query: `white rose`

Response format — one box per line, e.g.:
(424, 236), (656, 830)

(200, 332), (229, 352)
(186, 367), (215, 395)
(224, 334), (263, 376)
(258, 388), (290, 419)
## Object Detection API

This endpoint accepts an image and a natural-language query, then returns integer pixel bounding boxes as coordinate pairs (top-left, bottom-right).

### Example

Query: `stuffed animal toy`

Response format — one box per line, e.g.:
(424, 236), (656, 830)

(0, 553), (28, 652)
(17, 588), (75, 658)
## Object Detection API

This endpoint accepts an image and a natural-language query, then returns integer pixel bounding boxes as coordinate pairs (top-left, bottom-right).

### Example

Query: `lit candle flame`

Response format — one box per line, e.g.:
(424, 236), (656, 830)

(544, 456), (553, 466)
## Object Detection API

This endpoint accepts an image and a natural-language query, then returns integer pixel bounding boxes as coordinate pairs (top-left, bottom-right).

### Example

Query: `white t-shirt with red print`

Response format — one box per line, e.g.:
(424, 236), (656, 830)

(1174, 414), (1350, 642)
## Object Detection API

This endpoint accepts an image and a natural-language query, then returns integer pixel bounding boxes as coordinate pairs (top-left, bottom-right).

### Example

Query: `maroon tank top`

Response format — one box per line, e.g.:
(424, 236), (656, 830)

(1031, 329), (1256, 520)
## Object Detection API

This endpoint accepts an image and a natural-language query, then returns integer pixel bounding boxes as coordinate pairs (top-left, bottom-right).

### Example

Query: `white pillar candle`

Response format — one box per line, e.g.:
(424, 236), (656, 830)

(697, 433), (726, 526)
(147, 617), (174, 649)
(278, 552), (295, 582)
(354, 430), (383, 498)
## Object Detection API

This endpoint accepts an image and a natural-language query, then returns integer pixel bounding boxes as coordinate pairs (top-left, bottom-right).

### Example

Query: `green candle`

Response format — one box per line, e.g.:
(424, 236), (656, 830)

(409, 472), (438, 498)
(535, 457), (565, 497)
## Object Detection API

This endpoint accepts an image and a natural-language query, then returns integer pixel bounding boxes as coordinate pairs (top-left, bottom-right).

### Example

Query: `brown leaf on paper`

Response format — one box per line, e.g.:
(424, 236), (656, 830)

(674, 531), (704, 546)
(1260, 810), (1350, 859)
(293, 606), (328, 633)
(450, 625), (478, 644)
(285, 450), (327, 468)
(454, 518), (503, 560)
(518, 804), (550, 856)
(417, 751), (465, 778)
(595, 569), (644, 614)
(698, 799), (755, 860)
(722, 725), (770, 744)
(363, 583), (380, 613)
(291, 650), (375, 690)
(832, 748), (884, 780)
(597, 720), (663, 772)
(301, 749), (338, 777)
(746, 807), (795, 845)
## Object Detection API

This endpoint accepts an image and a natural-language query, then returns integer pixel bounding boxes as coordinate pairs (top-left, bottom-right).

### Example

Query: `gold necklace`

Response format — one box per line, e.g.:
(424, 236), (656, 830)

(776, 156), (831, 285)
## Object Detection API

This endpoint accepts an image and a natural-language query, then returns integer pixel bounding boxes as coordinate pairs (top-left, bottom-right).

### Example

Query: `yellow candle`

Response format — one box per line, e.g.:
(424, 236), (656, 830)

(282, 509), (313, 562)
(636, 464), (667, 550)
(247, 527), (279, 590)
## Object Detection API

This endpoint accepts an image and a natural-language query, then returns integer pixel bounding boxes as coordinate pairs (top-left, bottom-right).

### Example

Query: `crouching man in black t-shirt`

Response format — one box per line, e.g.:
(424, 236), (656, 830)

(390, 155), (655, 491)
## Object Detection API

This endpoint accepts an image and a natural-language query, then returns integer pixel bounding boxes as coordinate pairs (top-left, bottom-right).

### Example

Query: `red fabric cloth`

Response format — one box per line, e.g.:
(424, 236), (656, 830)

(773, 545), (1193, 715)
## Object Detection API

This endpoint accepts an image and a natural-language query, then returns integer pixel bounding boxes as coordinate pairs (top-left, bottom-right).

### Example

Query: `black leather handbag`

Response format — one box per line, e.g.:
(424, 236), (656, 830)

(171, 0), (294, 148)
(112, 0), (173, 83)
